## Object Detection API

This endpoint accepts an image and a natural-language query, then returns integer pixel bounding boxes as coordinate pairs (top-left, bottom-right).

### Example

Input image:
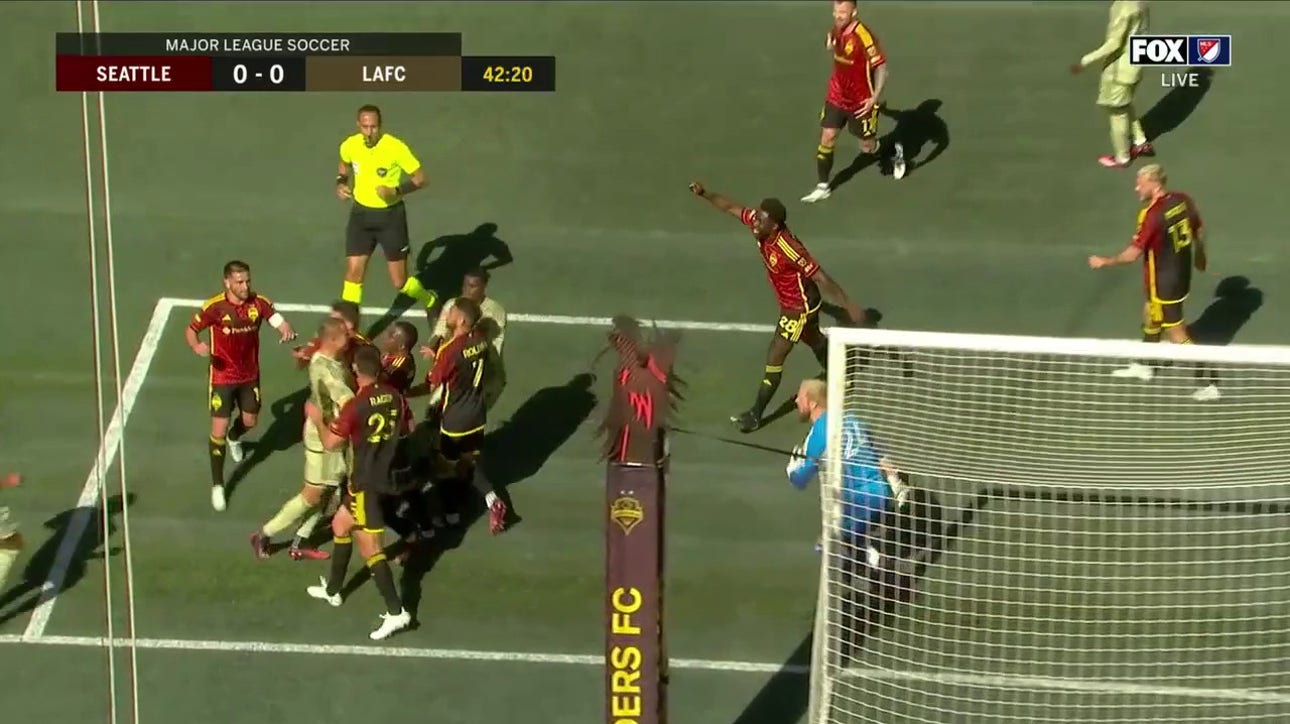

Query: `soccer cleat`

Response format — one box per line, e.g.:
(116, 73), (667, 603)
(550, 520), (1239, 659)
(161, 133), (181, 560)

(227, 438), (244, 464)
(210, 484), (227, 512)
(891, 142), (907, 180)
(1110, 363), (1154, 381)
(1131, 142), (1155, 159)
(1191, 384), (1222, 402)
(488, 498), (509, 535)
(306, 576), (342, 607)
(801, 184), (832, 203)
(289, 546), (330, 561)
(250, 532), (271, 560)
(730, 410), (761, 434)
(1098, 154), (1131, 169)
(370, 609), (412, 641)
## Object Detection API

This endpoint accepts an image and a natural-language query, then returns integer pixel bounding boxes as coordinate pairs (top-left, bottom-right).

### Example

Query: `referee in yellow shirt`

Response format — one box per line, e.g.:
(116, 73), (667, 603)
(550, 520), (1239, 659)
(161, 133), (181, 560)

(335, 104), (437, 310)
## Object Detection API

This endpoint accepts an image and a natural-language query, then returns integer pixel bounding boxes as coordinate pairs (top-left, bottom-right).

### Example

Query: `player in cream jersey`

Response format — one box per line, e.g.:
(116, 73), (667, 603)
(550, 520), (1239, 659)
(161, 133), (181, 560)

(251, 318), (355, 560)
(1071, 1), (1153, 168)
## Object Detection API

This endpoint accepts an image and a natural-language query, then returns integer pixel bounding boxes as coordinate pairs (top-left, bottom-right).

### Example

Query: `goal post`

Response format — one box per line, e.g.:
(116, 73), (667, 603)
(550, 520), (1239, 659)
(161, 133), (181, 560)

(809, 325), (1290, 724)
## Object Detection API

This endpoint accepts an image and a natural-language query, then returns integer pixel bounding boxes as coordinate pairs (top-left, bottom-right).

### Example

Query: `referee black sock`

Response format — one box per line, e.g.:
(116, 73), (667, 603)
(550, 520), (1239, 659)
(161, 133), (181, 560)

(367, 553), (403, 615)
(752, 364), (784, 418)
(229, 417), (248, 442)
(326, 537), (353, 596)
(208, 435), (226, 486)
(816, 144), (836, 185)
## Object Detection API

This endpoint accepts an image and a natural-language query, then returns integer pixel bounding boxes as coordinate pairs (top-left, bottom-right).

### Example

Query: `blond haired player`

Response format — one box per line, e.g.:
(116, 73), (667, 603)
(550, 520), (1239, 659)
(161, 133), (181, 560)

(0, 472), (22, 593)
(250, 318), (356, 560)
(1088, 164), (1218, 401)
(1070, 1), (1153, 168)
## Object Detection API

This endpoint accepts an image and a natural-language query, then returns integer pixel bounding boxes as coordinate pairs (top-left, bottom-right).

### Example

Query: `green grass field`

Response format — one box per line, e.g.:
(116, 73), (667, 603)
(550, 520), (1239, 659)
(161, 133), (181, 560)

(2, 1), (1290, 722)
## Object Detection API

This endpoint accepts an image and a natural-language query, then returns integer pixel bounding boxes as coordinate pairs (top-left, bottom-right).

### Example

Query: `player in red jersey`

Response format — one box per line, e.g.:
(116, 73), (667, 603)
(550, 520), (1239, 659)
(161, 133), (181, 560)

(0, 471), (22, 594)
(185, 261), (297, 511)
(1088, 163), (1218, 401)
(379, 321), (418, 394)
(803, 0), (903, 204)
(690, 182), (865, 433)
(412, 298), (508, 534)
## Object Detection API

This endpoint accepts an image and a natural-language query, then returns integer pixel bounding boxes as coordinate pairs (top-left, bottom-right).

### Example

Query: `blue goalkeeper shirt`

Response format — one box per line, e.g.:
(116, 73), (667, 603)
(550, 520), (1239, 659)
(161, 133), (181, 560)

(786, 411), (892, 537)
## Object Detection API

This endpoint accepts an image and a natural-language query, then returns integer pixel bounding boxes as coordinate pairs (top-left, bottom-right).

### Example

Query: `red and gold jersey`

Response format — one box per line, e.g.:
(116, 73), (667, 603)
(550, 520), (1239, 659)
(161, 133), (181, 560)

(740, 208), (822, 313)
(827, 20), (885, 111)
(381, 352), (416, 395)
(1131, 191), (1202, 303)
(188, 292), (276, 385)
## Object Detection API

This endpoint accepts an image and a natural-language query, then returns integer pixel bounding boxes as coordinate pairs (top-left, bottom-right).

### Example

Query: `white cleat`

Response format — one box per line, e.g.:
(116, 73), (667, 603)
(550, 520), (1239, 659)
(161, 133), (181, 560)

(1110, 362), (1154, 381)
(1191, 384), (1221, 402)
(210, 484), (227, 512)
(227, 438), (244, 464)
(801, 184), (832, 203)
(370, 609), (412, 641)
(891, 142), (907, 180)
(306, 577), (342, 607)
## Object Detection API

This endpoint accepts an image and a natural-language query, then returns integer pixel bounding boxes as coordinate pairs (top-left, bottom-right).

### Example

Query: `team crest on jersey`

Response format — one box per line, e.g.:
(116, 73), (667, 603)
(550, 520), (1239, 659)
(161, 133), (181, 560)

(247, 306), (259, 322)
(844, 39), (855, 55)
(609, 494), (644, 535)
(767, 250), (779, 268)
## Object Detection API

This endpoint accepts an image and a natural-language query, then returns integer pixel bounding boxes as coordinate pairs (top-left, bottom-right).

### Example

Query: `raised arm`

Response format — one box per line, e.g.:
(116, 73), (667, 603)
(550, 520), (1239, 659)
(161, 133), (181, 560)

(688, 182), (747, 219)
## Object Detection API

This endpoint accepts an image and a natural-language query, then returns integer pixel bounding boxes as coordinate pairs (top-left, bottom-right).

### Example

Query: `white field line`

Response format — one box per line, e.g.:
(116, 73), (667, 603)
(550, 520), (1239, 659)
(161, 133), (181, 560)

(160, 297), (780, 334)
(0, 634), (1287, 706)
(22, 298), (175, 638)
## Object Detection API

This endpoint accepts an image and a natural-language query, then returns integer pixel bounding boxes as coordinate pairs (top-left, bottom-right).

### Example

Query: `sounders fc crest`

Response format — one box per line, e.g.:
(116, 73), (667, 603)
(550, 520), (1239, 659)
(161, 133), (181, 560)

(247, 306), (259, 322)
(610, 495), (644, 535)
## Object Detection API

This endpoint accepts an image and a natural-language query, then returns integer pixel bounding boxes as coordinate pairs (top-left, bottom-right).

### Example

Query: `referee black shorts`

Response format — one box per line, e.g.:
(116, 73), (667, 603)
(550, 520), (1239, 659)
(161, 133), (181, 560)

(346, 202), (410, 262)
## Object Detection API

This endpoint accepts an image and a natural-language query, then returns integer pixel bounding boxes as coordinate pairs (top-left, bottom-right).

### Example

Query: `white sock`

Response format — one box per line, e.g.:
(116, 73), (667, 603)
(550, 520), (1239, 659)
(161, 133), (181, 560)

(484, 491), (498, 506)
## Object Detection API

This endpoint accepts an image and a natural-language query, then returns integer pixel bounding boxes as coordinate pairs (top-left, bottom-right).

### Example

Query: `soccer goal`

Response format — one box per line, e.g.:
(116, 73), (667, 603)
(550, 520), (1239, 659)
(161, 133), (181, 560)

(809, 326), (1290, 724)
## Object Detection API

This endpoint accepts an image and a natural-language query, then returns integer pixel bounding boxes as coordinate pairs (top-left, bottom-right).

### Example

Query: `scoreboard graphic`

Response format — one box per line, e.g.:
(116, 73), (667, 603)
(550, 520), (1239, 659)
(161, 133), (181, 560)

(55, 32), (556, 92)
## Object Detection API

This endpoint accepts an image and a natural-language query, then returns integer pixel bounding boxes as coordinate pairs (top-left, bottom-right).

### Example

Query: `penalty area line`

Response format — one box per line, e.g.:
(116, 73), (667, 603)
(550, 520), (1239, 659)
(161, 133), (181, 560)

(159, 297), (783, 334)
(22, 298), (175, 639)
(0, 634), (1286, 705)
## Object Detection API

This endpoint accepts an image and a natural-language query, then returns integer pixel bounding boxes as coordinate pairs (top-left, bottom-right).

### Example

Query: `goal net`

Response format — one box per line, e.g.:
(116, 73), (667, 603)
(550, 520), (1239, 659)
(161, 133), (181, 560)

(809, 327), (1290, 724)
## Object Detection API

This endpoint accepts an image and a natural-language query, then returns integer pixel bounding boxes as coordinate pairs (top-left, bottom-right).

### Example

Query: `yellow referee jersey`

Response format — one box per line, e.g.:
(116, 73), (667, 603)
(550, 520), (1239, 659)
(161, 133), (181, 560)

(339, 132), (422, 210)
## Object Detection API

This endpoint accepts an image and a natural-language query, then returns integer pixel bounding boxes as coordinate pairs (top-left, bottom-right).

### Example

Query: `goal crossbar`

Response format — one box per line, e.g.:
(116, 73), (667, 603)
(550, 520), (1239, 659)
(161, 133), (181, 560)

(826, 326), (1290, 365)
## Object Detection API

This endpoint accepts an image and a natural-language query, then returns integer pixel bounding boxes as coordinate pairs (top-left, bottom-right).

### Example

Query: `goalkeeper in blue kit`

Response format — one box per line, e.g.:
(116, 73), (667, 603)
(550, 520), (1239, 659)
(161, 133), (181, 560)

(786, 379), (904, 569)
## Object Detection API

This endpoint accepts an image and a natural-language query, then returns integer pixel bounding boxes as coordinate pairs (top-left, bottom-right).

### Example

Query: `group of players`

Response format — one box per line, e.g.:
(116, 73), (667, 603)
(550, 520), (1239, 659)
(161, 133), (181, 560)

(0, 0), (1217, 641)
(185, 258), (508, 640)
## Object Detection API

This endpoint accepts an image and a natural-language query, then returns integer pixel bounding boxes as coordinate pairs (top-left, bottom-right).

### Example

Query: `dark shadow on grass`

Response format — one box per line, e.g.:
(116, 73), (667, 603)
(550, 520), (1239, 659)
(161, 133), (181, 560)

(0, 493), (134, 626)
(1141, 67), (1214, 142)
(730, 633), (813, 724)
(371, 373), (599, 620)
(365, 222), (514, 339)
(224, 386), (308, 500)
(830, 99), (949, 192)
(1188, 275), (1262, 346)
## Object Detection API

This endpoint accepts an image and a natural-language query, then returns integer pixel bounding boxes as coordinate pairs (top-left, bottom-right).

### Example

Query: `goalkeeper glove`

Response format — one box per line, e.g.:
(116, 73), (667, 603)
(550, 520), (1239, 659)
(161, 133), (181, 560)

(886, 472), (912, 510)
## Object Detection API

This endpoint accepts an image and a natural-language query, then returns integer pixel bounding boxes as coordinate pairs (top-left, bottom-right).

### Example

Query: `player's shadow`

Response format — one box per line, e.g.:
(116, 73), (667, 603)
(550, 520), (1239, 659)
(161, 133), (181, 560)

(1188, 275), (1263, 346)
(830, 99), (950, 191)
(1141, 67), (1214, 142)
(224, 387), (308, 500)
(388, 373), (599, 621)
(0, 493), (134, 626)
(732, 486), (951, 724)
(365, 222), (515, 339)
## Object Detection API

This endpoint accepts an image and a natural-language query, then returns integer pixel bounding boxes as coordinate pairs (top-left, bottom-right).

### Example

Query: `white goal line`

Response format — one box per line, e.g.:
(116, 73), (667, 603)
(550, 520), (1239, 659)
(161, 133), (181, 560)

(0, 633), (1286, 705)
